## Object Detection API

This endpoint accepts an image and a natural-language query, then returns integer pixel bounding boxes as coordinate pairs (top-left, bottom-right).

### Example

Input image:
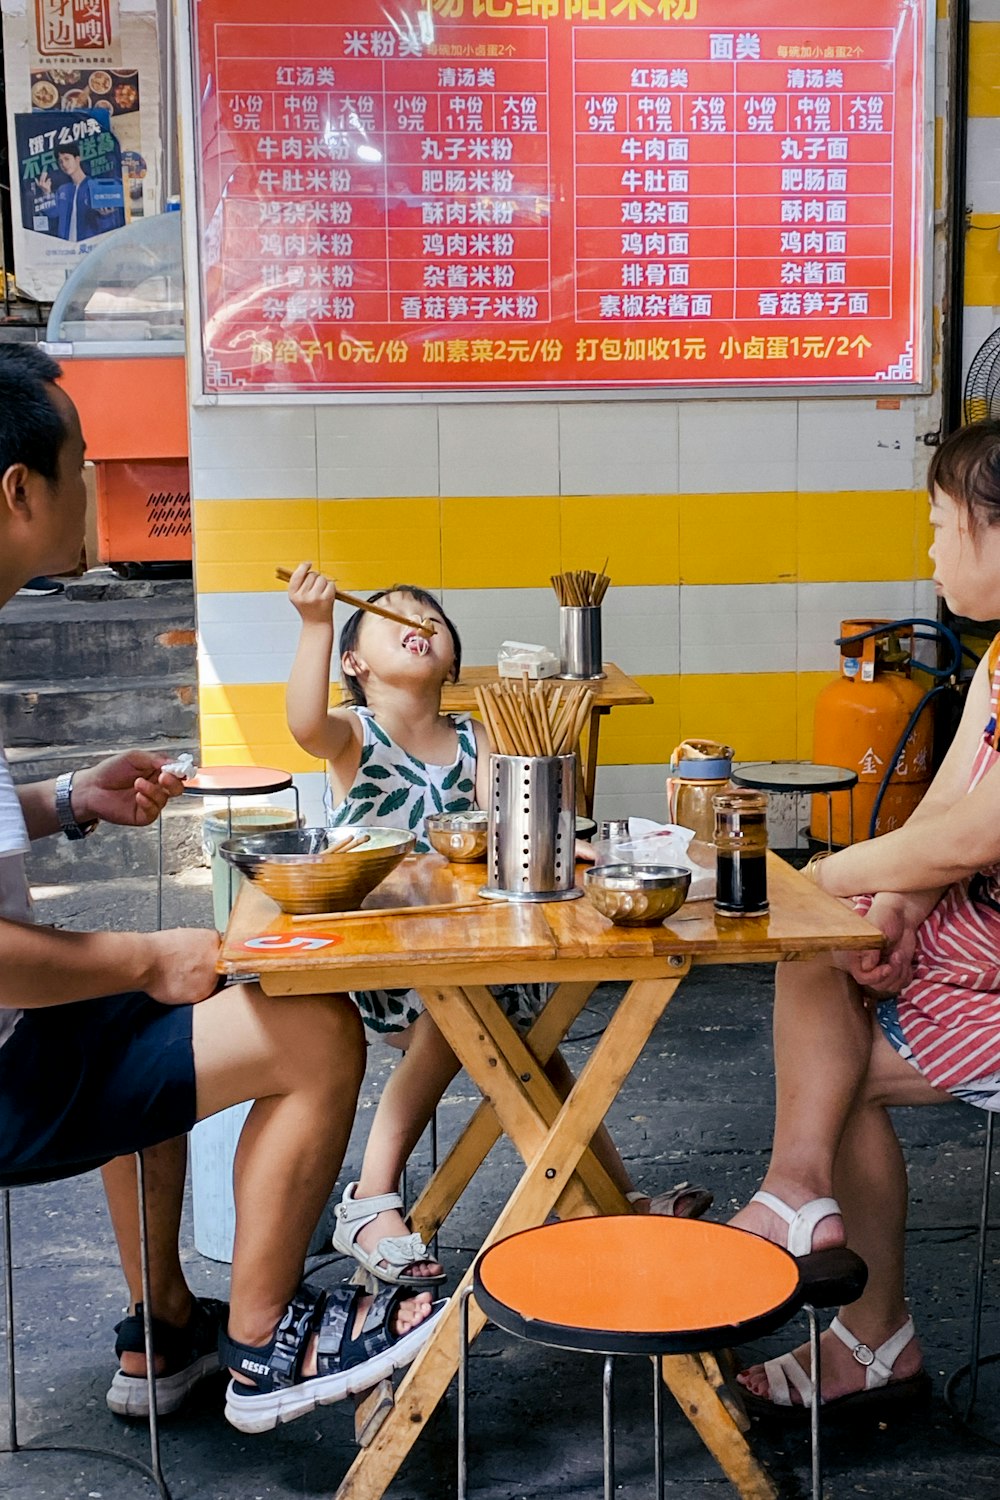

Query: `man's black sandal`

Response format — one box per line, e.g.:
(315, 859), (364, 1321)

(106, 1295), (228, 1418)
(220, 1280), (447, 1433)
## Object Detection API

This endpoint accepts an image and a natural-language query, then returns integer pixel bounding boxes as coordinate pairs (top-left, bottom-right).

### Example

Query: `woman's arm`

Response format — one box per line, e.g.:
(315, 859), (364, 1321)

(816, 652), (999, 898)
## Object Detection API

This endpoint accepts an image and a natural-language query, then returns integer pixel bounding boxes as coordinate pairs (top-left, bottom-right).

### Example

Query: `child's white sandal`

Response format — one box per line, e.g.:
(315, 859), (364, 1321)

(332, 1182), (446, 1288)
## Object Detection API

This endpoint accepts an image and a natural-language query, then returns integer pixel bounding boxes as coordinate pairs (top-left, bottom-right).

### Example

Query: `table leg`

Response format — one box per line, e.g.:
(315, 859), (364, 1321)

(584, 705), (605, 818)
(334, 971), (690, 1500)
(407, 983), (597, 1245)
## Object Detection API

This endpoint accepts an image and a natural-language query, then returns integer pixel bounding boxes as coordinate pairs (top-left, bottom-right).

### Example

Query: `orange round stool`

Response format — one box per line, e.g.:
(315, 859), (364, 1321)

(460, 1217), (866, 1500)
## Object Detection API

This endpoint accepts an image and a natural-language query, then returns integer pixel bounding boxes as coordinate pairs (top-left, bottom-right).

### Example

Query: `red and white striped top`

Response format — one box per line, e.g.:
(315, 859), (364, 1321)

(897, 637), (1000, 1090)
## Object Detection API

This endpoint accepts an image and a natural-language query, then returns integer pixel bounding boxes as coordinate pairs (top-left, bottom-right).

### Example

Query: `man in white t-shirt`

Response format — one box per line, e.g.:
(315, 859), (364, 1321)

(0, 346), (438, 1435)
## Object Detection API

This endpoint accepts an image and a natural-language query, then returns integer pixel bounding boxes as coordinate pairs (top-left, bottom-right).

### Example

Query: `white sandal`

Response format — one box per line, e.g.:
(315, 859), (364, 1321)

(748, 1190), (842, 1257)
(332, 1182), (446, 1288)
(743, 1313), (930, 1419)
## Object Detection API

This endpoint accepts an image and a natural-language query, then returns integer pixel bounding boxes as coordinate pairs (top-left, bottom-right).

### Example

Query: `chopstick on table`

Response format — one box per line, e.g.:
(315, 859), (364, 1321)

(275, 569), (436, 637)
(289, 900), (487, 925)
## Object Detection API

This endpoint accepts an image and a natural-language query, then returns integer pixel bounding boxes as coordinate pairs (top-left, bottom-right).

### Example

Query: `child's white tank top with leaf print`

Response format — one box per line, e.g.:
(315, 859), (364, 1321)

(324, 706), (478, 854)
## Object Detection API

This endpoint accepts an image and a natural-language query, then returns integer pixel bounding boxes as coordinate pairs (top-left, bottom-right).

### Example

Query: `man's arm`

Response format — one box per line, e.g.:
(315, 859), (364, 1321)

(16, 751), (187, 840)
(0, 919), (221, 1010)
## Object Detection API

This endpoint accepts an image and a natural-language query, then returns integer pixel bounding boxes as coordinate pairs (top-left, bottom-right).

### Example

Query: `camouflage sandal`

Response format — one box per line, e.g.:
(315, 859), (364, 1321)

(220, 1280), (447, 1434)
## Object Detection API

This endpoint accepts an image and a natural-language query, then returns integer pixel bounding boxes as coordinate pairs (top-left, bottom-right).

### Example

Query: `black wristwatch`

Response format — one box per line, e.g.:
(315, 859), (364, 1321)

(54, 771), (99, 841)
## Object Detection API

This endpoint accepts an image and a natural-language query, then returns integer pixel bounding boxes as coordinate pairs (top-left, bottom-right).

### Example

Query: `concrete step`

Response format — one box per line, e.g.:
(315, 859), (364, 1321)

(22, 794), (209, 883)
(0, 592), (194, 682)
(0, 673), (197, 747)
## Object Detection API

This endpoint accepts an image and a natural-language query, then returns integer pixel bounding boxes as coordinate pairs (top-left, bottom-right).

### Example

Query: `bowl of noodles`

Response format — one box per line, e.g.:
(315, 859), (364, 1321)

(219, 826), (414, 914)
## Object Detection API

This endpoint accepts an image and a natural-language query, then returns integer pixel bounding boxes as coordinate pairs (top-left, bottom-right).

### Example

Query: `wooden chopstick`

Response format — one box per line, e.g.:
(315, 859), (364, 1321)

(327, 832), (371, 855)
(289, 900), (487, 925)
(275, 569), (436, 638)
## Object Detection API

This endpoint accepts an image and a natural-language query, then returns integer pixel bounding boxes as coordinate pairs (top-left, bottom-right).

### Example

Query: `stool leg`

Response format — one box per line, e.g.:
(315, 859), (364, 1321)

(807, 1305), (822, 1500)
(651, 1356), (664, 1500)
(965, 1111), (995, 1417)
(825, 794), (833, 854)
(136, 1151), (170, 1500)
(457, 1286), (473, 1500)
(847, 788), (855, 847)
(429, 1110), (440, 1259)
(2, 1188), (17, 1453)
(602, 1355), (615, 1500)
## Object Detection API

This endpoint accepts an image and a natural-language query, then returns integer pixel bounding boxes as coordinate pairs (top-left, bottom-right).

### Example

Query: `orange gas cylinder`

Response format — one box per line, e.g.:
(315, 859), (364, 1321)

(810, 620), (934, 845)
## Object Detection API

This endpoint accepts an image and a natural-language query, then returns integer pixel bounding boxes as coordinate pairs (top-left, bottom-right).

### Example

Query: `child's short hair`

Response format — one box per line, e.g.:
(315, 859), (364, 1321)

(928, 419), (1000, 533)
(339, 585), (462, 706)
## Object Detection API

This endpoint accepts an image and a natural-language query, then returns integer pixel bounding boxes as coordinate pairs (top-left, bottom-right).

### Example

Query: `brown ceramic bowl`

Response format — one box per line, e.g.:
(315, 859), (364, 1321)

(583, 863), (691, 926)
(219, 826), (414, 914)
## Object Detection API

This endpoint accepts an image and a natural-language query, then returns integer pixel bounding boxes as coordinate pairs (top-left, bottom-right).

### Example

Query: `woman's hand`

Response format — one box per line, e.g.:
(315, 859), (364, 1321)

(287, 561), (336, 625)
(838, 892), (920, 997)
(574, 838), (597, 864)
(72, 751), (187, 828)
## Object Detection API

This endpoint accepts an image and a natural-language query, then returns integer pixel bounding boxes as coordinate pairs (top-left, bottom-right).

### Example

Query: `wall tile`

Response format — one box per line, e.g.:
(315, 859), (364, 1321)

(189, 406), (315, 471)
(441, 494), (560, 587)
(557, 403), (679, 494)
(678, 400), (798, 493)
(438, 405), (559, 495)
(560, 493), (679, 584)
(315, 404), (439, 497)
(796, 401), (918, 492)
(680, 584), (797, 674)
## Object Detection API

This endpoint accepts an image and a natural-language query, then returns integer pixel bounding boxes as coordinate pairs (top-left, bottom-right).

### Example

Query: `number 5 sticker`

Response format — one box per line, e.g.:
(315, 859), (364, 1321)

(240, 933), (343, 952)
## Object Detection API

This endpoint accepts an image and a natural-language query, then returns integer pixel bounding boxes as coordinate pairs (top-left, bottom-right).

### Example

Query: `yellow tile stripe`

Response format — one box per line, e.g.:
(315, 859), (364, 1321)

(969, 21), (1000, 117)
(194, 489), (930, 593)
(199, 672), (837, 771)
(965, 214), (1000, 307)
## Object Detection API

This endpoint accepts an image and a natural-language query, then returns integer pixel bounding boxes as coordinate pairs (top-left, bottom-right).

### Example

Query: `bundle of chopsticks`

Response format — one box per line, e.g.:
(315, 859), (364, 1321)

(475, 677), (594, 758)
(550, 566), (611, 607)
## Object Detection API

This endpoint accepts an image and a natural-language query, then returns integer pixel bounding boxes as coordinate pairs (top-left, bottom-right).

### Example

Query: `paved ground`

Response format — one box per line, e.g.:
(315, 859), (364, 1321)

(2, 867), (998, 1499)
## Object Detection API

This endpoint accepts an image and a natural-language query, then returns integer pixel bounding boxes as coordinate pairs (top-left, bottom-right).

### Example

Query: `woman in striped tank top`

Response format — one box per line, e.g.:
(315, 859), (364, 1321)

(731, 421), (1000, 1419)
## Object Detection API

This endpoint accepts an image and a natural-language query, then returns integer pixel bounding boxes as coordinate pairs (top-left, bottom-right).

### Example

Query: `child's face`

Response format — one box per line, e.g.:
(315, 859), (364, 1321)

(929, 484), (1000, 621)
(343, 591), (456, 696)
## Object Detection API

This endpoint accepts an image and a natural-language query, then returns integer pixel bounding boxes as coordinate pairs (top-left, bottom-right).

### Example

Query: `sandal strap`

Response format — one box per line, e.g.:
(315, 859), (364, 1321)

(334, 1283), (408, 1372)
(763, 1350), (815, 1408)
(219, 1283), (327, 1393)
(372, 1232), (436, 1270)
(114, 1296), (228, 1374)
(336, 1182), (404, 1227)
(750, 1191), (841, 1257)
(829, 1314), (916, 1390)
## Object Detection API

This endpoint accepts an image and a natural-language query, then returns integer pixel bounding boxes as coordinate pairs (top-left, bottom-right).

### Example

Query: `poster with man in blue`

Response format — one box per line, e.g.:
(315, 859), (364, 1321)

(17, 111), (125, 243)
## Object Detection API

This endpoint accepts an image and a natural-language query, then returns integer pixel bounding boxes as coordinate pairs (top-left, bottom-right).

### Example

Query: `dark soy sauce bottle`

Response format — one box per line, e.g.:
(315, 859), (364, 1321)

(713, 790), (769, 916)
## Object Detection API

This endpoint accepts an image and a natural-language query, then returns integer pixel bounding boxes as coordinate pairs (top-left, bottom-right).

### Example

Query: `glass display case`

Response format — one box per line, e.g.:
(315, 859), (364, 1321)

(46, 210), (184, 356)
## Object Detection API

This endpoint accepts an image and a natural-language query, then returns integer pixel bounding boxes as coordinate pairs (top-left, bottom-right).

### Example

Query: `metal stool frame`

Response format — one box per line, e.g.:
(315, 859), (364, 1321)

(731, 762), (858, 852)
(2, 1150), (171, 1498)
(944, 1110), (998, 1435)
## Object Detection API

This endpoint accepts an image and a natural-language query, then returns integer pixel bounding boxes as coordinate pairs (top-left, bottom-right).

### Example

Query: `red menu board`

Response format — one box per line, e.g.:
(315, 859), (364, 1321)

(190, 0), (929, 395)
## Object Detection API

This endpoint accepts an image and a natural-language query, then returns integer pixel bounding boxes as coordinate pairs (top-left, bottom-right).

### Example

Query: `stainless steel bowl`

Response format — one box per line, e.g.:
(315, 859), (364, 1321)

(425, 810), (488, 863)
(219, 826), (414, 914)
(583, 863), (691, 926)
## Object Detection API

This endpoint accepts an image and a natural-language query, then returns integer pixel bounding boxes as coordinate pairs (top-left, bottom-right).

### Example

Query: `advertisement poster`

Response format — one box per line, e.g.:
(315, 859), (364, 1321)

(16, 111), (125, 243)
(1, 0), (162, 300)
(191, 0), (931, 396)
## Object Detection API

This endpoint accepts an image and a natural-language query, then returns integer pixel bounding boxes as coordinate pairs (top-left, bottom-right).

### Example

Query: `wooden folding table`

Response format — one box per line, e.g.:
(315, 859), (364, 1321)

(219, 853), (878, 1499)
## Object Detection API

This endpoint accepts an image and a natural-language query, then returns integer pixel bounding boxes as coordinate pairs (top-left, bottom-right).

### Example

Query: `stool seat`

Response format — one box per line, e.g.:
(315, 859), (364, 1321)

(182, 765), (294, 797)
(731, 761), (858, 795)
(474, 1218), (802, 1357)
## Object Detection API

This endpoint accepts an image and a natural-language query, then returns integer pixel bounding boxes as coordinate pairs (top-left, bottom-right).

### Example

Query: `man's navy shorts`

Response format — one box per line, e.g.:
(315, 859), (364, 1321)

(0, 991), (197, 1183)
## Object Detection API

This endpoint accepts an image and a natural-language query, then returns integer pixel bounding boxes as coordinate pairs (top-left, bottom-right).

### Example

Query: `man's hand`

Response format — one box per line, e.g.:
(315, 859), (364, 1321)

(287, 561), (337, 626)
(838, 893), (919, 998)
(72, 751), (188, 828)
(142, 929), (222, 1005)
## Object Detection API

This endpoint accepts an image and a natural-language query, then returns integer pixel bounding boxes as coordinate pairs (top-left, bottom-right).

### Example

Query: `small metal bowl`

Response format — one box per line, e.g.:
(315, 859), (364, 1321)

(583, 863), (691, 926)
(219, 826), (414, 914)
(425, 810), (489, 863)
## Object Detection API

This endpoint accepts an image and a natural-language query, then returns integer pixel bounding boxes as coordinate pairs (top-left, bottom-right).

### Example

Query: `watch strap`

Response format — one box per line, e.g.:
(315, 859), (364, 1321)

(54, 771), (98, 841)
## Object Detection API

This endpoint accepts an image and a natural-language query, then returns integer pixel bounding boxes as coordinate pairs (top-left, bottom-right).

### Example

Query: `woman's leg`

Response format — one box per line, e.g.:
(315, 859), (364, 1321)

(730, 954), (878, 1250)
(351, 1009), (462, 1278)
(740, 1017), (950, 1402)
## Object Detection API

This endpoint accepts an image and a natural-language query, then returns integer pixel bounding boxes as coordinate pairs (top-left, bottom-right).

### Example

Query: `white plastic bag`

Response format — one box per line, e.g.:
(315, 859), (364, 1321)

(601, 818), (716, 901)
